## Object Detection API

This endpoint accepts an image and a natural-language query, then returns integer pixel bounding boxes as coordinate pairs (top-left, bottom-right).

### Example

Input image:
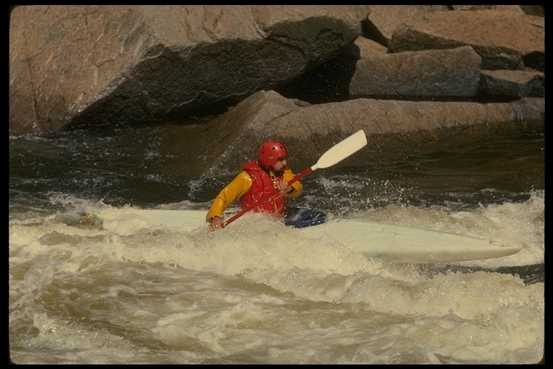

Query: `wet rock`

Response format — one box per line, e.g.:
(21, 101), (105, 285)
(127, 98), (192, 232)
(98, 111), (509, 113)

(349, 46), (481, 99)
(479, 70), (544, 99)
(160, 90), (303, 177)
(160, 91), (544, 177)
(388, 10), (544, 70)
(9, 5), (369, 134)
(363, 5), (449, 46)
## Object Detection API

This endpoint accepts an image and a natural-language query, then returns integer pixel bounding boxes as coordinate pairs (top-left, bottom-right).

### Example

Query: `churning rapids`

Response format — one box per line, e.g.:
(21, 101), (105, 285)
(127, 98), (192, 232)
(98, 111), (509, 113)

(9, 126), (544, 364)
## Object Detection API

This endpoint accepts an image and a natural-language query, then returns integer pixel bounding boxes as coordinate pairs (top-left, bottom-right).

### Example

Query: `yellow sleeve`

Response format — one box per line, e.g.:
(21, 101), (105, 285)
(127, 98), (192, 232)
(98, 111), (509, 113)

(206, 171), (252, 221)
(283, 168), (303, 199)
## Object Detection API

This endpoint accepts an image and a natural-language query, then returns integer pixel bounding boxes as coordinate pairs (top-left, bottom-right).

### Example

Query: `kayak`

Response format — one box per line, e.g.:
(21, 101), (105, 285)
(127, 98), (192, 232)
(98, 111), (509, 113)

(93, 207), (521, 264)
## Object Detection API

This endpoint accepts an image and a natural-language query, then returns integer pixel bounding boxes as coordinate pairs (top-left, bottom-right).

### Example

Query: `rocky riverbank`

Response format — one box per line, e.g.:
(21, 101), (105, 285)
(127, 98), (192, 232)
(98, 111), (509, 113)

(10, 5), (544, 171)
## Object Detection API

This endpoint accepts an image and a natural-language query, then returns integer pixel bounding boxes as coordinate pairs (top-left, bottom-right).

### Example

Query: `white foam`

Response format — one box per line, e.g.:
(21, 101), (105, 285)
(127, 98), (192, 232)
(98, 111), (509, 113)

(18, 312), (139, 364)
(10, 194), (543, 283)
(9, 198), (544, 363)
(353, 190), (544, 267)
(242, 268), (542, 317)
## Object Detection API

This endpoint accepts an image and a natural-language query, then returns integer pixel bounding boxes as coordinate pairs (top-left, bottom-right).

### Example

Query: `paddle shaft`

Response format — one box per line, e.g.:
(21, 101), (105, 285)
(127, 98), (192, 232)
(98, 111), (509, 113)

(221, 167), (314, 228)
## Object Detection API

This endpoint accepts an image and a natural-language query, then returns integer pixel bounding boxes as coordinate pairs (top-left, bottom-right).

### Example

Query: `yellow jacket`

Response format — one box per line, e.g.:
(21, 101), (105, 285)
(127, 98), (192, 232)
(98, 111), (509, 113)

(206, 168), (303, 220)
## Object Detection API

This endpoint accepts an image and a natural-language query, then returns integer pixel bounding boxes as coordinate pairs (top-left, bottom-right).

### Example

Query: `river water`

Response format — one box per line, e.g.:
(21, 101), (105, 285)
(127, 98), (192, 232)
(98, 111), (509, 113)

(9, 124), (544, 364)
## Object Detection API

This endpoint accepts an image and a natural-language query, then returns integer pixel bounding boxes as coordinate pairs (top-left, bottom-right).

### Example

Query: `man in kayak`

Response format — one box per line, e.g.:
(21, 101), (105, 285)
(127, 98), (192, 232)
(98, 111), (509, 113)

(206, 139), (326, 229)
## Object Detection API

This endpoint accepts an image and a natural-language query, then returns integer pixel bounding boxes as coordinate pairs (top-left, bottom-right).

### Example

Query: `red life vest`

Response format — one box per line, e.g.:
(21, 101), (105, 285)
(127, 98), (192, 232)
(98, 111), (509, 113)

(240, 160), (285, 216)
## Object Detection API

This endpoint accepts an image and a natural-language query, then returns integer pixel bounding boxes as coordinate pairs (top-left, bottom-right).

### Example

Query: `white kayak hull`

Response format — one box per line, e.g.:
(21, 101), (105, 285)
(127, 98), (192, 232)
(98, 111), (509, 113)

(94, 208), (521, 264)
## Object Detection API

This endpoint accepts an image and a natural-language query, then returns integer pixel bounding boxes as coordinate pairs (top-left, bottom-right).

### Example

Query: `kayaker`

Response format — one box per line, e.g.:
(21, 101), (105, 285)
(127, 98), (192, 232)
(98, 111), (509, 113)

(206, 139), (326, 229)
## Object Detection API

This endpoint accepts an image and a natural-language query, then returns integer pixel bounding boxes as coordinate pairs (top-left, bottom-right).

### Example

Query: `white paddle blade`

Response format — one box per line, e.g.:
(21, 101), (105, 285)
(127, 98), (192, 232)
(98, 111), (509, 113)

(312, 130), (367, 170)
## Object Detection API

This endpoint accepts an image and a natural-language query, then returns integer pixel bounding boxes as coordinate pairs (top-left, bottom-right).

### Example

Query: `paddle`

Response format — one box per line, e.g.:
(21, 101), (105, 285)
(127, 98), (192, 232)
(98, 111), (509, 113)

(220, 129), (368, 228)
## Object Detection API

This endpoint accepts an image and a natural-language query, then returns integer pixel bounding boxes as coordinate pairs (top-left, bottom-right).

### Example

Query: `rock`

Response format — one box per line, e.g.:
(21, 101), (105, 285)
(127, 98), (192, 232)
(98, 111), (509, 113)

(344, 36), (387, 59)
(447, 5), (524, 14)
(388, 10), (544, 70)
(349, 46), (481, 99)
(269, 97), (544, 169)
(9, 5), (369, 134)
(364, 5), (449, 46)
(267, 96), (543, 140)
(276, 37), (386, 104)
(519, 6), (544, 16)
(276, 51), (358, 104)
(479, 70), (544, 98)
(9, 62), (39, 134)
(160, 90), (302, 177)
(159, 91), (544, 176)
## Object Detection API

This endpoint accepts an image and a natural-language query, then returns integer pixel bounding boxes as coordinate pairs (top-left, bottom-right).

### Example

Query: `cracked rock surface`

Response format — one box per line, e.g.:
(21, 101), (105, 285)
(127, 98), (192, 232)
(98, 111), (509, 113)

(9, 5), (367, 133)
(349, 46), (482, 99)
(388, 9), (544, 70)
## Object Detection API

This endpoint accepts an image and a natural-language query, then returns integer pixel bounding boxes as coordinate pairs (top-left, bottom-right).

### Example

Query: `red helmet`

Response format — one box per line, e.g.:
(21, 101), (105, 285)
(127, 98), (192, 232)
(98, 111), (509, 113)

(259, 139), (288, 167)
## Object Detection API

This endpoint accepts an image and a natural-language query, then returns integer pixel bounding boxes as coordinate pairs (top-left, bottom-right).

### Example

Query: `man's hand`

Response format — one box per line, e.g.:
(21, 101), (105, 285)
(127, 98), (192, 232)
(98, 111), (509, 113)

(274, 179), (291, 195)
(209, 216), (224, 230)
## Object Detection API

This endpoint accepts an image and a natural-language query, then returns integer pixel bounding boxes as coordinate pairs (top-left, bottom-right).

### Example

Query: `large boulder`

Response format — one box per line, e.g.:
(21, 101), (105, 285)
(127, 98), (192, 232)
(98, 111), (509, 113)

(388, 10), (544, 71)
(479, 70), (544, 99)
(363, 5), (449, 46)
(349, 46), (481, 99)
(161, 90), (303, 178)
(159, 91), (544, 177)
(9, 5), (369, 134)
